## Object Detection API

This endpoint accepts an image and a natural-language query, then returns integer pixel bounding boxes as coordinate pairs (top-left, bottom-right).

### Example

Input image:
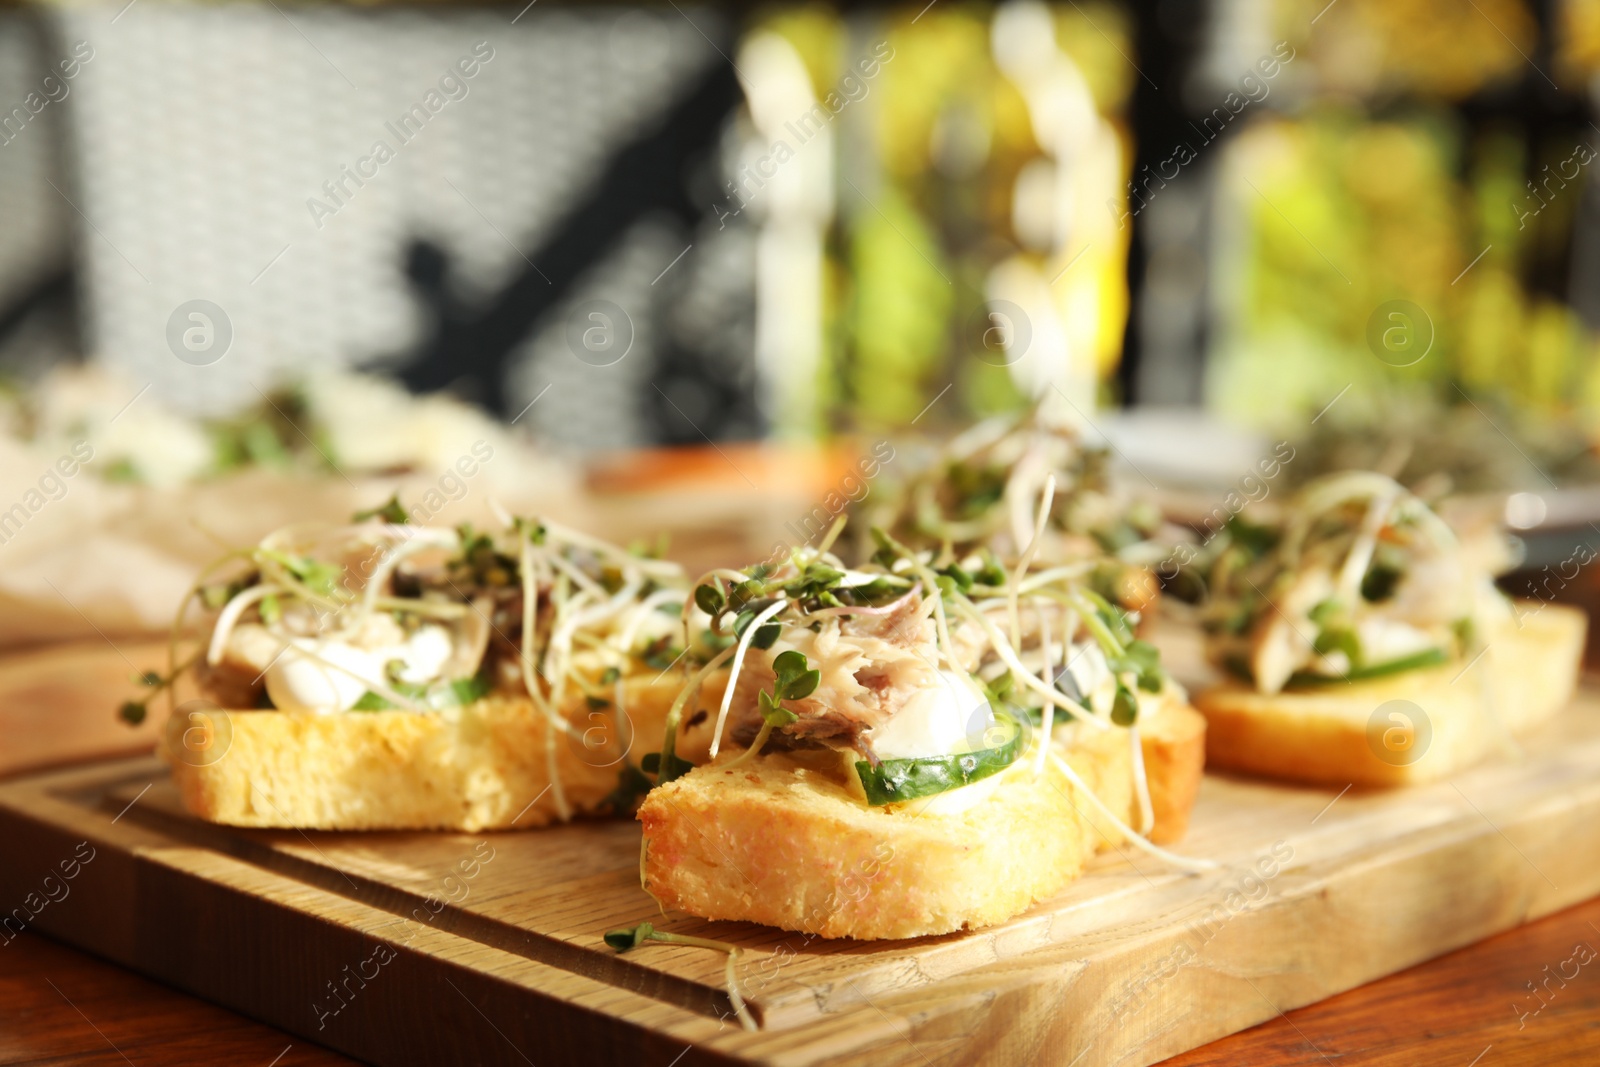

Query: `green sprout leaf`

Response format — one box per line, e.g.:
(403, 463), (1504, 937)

(974, 551), (1007, 588)
(1116, 639), (1166, 694)
(604, 922), (655, 951)
(1111, 683), (1139, 726)
(1360, 562), (1403, 602)
(353, 494), (410, 525)
(694, 583), (725, 617)
(758, 690), (800, 726)
(984, 672), (1014, 707)
(1307, 598), (1341, 626)
(118, 700), (147, 726)
(1312, 626), (1361, 666)
(731, 602), (781, 650)
(734, 650), (818, 761)
(1224, 514), (1278, 557)
(869, 526), (901, 568)
(262, 550), (341, 598)
(938, 563), (973, 593)
(641, 751), (694, 780)
(771, 650), (819, 701)
(600, 764), (653, 814)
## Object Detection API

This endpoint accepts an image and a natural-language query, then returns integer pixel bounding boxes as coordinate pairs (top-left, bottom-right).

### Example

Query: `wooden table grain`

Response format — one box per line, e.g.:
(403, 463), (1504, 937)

(0, 932), (357, 1067)
(5, 587), (1600, 1065)
(2, 895), (1596, 1066)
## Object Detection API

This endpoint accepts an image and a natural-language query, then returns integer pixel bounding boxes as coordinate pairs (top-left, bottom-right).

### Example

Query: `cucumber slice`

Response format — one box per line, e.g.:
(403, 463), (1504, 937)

(855, 712), (1024, 807)
(1286, 646), (1449, 689)
(350, 674), (491, 711)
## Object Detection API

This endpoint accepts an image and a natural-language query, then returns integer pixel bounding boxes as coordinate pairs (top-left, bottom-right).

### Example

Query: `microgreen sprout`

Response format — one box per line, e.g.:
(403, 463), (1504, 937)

(119, 655), (200, 727)
(602, 922), (754, 1030)
(352, 494), (410, 525)
(725, 651), (818, 766)
(694, 582), (725, 618)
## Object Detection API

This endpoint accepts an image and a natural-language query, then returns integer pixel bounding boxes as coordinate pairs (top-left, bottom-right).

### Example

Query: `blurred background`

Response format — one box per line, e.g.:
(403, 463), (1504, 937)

(3, 0), (1600, 579)
(7, 0), (1600, 769)
(2, 0), (1598, 455)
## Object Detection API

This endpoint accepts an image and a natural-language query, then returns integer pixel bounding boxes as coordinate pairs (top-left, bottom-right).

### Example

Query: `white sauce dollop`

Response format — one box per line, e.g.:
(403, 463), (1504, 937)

(390, 625), (454, 684)
(263, 624), (458, 713)
(265, 640), (385, 715)
(868, 670), (991, 760)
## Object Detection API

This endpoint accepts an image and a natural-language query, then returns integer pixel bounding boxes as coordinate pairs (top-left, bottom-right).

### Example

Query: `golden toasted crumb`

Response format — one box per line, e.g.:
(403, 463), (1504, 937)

(1196, 602), (1584, 787)
(638, 695), (1206, 939)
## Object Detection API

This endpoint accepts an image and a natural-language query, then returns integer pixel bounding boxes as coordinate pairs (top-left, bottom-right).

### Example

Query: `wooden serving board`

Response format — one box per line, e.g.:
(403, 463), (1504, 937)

(4, 693), (1600, 1067)
(0, 638), (170, 778)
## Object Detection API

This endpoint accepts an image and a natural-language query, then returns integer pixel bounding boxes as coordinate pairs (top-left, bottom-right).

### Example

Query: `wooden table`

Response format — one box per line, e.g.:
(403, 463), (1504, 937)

(5, 556), (1599, 1065)
(3, 893), (1597, 1066)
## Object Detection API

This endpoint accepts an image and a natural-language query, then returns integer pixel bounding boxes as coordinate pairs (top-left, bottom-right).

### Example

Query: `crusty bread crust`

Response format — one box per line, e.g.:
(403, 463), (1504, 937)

(1195, 601), (1585, 787)
(1142, 696), (1206, 844)
(164, 677), (682, 831)
(638, 695), (1207, 940)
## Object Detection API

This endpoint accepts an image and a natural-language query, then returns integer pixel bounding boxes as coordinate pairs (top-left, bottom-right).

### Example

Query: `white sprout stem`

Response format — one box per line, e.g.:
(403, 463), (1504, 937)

(545, 706), (571, 822)
(258, 520), (344, 556)
(541, 519), (684, 580)
(726, 950), (755, 1031)
(1016, 563), (1097, 594)
(886, 545), (961, 674)
(1004, 444), (1048, 550)
(545, 550), (605, 597)
(709, 598), (789, 759)
(613, 588), (687, 657)
(1008, 475), (1057, 655)
(925, 581), (963, 675)
(657, 645), (737, 763)
(253, 552), (345, 615)
(1130, 726), (1155, 836)
(1049, 752), (1215, 872)
(518, 533), (552, 719)
(681, 568), (758, 653)
(206, 584), (288, 666)
(544, 587), (601, 714)
(549, 575), (647, 696)
(913, 481), (996, 543)
(1283, 471), (1460, 568)
(946, 410), (1014, 462)
(612, 667), (629, 763)
(950, 598), (1107, 728)
(816, 514), (848, 555)
(369, 597), (468, 619)
(515, 532), (573, 822)
(692, 568), (755, 587)
(1034, 600), (1054, 776)
(804, 584), (921, 620)
(1336, 490), (1396, 605)
(357, 534), (457, 626)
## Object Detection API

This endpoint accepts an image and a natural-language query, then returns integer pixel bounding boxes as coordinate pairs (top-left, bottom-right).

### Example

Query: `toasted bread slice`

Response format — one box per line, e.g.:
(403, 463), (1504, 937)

(638, 694), (1206, 940)
(1195, 601), (1585, 787)
(164, 677), (682, 831)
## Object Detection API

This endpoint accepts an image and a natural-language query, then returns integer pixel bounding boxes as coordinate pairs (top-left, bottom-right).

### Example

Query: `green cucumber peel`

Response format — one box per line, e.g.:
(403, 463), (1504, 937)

(350, 674), (491, 711)
(854, 711), (1024, 807)
(1286, 646), (1449, 688)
